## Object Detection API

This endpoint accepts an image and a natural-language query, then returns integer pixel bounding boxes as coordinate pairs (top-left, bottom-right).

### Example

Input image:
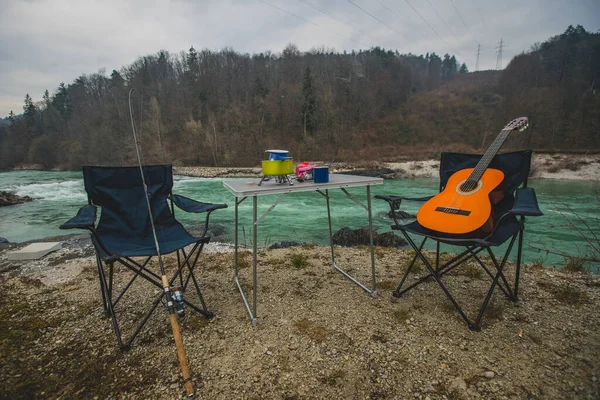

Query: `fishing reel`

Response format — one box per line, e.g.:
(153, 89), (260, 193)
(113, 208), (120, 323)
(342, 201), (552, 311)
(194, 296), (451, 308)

(169, 286), (186, 318)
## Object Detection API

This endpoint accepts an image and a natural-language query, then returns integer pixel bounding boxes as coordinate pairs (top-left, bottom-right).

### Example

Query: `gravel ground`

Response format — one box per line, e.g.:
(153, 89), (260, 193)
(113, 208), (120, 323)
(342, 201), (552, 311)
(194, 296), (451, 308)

(1, 240), (599, 399)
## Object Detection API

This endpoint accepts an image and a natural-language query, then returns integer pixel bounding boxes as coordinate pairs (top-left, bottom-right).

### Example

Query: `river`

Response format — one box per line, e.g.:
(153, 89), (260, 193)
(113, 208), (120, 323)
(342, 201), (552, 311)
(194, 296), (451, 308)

(0, 170), (598, 272)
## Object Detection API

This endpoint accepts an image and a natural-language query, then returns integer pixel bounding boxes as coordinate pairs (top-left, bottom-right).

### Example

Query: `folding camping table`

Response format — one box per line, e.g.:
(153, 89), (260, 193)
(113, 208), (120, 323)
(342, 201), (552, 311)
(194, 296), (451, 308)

(223, 174), (384, 325)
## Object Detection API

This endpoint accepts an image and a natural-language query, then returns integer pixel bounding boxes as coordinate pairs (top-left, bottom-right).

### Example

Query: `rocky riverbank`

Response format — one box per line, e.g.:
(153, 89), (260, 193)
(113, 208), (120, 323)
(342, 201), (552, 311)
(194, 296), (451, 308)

(1, 238), (599, 399)
(0, 190), (32, 207)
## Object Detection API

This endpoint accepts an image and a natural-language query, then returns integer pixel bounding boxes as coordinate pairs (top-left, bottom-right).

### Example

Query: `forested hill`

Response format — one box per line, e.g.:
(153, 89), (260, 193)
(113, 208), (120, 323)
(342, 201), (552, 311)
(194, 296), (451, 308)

(1, 25), (598, 170)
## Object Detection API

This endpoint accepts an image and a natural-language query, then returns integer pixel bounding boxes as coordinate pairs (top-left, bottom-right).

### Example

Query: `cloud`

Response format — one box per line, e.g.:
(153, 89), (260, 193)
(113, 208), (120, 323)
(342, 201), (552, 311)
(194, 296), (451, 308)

(0, 0), (598, 116)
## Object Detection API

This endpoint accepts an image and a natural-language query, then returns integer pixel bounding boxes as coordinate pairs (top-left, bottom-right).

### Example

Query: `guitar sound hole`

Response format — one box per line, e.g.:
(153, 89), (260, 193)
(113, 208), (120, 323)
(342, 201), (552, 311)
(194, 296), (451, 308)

(460, 181), (477, 192)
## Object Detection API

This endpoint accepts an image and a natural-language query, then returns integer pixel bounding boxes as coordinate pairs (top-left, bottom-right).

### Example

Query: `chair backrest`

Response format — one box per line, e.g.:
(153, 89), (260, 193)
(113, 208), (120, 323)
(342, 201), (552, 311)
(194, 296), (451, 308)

(82, 165), (175, 238)
(439, 150), (532, 194)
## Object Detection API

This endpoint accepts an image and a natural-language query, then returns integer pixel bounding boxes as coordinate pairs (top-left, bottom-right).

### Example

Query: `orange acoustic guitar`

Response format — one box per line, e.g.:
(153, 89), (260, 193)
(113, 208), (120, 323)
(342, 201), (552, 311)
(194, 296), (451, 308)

(417, 117), (529, 235)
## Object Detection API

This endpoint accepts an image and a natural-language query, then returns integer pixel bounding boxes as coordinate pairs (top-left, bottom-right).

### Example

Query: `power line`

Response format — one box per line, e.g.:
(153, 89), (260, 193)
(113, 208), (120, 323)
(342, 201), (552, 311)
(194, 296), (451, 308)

(474, 2), (487, 26)
(374, 0), (431, 42)
(424, 0), (457, 37)
(403, 0), (461, 57)
(346, 0), (410, 43)
(475, 43), (480, 71)
(258, 0), (371, 48)
(297, 0), (379, 43)
(496, 38), (504, 70)
(449, 0), (471, 35)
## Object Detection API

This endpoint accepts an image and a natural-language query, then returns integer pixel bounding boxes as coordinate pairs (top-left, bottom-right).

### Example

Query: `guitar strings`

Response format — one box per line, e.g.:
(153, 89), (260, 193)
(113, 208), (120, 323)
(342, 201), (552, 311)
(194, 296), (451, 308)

(447, 135), (502, 211)
(448, 124), (523, 212)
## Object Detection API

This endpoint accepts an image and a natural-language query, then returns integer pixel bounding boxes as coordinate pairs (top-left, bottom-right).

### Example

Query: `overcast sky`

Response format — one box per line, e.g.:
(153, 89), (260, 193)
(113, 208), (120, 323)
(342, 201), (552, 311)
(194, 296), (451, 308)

(1, 0), (598, 117)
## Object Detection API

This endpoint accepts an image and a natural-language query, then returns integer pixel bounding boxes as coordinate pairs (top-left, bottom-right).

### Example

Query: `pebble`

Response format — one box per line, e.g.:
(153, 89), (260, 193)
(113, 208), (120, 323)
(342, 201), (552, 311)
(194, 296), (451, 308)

(484, 371), (496, 379)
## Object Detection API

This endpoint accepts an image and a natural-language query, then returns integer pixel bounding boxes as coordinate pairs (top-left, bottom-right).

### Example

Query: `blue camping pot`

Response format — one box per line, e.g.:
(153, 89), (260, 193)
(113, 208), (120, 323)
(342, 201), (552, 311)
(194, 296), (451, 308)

(265, 150), (290, 161)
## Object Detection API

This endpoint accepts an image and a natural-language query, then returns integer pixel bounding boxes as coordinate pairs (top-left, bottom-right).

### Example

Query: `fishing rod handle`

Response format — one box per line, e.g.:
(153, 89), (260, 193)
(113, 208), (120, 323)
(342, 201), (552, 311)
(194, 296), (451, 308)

(170, 312), (194, 397)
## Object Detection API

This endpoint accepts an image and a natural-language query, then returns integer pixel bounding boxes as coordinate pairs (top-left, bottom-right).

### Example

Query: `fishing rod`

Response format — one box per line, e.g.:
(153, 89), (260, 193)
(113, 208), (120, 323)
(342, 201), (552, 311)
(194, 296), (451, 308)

(128, 88), (195, 398)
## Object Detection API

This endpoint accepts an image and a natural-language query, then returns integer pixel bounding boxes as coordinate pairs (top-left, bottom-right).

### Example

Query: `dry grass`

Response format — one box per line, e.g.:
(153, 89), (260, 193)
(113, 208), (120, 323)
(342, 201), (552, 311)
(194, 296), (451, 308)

(563, 257), (589, 273)
(377, 280), (398, 291)
(485, 301), (505, 321)
(530, 258), (545, 270)
(291, 253), (309, 269)
(539, 281), (589, 305)
(460, 263), (484, 280)
(546, 158), (588, 173)
(392, 307), (410, 322)
(293, 318), (328, 342)
(441, 301), (457, 314)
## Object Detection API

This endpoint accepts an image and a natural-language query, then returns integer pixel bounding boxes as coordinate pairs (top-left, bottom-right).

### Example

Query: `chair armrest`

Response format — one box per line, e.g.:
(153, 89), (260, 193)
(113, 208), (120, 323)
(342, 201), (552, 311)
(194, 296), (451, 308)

(510, 188), (543, 216)
(374, 194), (434, 203)
(171, 194), (228, 213)
(374, 194), (434, 213)
(59, 205), (97, 229)
(375, 194), (434, 225)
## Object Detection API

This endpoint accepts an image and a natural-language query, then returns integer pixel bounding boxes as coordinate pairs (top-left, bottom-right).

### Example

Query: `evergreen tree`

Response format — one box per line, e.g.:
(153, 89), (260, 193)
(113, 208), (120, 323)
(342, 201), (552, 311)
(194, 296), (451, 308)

(459, 63), (469, 74)
(8, 111), (15, 123)
(23, 94), (37, 124)
(441, 54), (458, 81)
(186, 46), (199, 82)
(52, 83), (72, 120)
(42, 89), (51, 108)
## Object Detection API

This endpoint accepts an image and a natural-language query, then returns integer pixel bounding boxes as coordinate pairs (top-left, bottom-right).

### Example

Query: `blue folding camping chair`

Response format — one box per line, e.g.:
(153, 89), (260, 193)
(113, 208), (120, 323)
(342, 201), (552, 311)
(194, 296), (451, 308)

(376, 150), (543, 330)
(60, 165), (227, 349)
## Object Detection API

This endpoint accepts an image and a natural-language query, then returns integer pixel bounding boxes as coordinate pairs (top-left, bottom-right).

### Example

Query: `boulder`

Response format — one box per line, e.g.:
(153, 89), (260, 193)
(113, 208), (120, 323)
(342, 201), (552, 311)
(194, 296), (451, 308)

(388, 210), (415, 219)
(333, 227), (407, 247)
(268, 241), (304, 249)
(0, 191), (33, 207)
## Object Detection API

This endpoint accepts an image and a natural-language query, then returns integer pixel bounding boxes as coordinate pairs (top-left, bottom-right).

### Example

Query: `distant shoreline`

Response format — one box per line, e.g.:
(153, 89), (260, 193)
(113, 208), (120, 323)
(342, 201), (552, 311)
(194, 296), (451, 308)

(174, 153), (600, 181)
(7, 153), (600, 181)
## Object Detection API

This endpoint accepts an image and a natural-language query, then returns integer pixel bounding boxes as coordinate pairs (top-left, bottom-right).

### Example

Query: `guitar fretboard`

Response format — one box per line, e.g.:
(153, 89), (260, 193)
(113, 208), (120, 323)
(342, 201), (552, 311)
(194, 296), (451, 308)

(464, 129), (512, 188)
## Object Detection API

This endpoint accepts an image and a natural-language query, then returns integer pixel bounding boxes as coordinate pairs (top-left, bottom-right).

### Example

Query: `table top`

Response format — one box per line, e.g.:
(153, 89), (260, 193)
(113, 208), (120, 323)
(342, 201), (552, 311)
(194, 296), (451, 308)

(223, 174), (384, 197)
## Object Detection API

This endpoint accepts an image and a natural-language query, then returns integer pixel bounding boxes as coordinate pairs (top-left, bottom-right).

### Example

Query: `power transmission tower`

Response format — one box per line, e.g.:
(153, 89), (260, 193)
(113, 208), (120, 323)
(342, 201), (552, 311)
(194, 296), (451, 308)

(495, 38), (504, 70)
(475, 43), (481, 71)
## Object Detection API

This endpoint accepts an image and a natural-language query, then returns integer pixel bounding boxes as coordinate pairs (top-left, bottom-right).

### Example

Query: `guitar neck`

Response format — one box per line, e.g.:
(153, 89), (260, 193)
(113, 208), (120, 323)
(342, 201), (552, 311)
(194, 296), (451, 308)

(468, 129), (512, 183)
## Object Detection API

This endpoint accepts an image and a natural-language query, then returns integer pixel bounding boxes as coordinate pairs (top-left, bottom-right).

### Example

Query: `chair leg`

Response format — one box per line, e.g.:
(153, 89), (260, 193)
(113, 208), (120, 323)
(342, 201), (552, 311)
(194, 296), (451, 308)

(96, 259), (125, 349)
(95, 253), (108, 315)
(487, 233), (519, 302)
(471, 251), (513, 299)
(472, 248), (513, 329)
(399, 230), (478, 330)
(123, 292), (165, 350)
(173, 242), (214, 319)
(395, 246), (479, 297)
(93, 238), (214, 349)
(393, 237), (427, 297)
(514, 221), (525, 299)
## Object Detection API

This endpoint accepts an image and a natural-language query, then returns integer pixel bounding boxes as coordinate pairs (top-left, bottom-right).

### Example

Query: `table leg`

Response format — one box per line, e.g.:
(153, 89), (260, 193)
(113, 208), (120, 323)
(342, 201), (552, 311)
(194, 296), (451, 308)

(234, 198), (239, 278)
(325, 189), (336, 266)
(367, 185), (376, 293)
(326, 187), (377, 295)
(253, 195), (258, 323)
(233, 196), (257, 326)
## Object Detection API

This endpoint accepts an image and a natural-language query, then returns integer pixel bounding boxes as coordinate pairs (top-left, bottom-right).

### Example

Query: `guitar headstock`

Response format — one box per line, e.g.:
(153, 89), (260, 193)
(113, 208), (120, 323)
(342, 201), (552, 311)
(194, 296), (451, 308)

(504, 117), (529, 132)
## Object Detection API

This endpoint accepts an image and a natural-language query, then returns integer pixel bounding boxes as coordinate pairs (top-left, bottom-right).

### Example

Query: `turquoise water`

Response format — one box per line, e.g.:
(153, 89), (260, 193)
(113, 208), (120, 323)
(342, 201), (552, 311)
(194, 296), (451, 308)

(0, 170), (598, 271)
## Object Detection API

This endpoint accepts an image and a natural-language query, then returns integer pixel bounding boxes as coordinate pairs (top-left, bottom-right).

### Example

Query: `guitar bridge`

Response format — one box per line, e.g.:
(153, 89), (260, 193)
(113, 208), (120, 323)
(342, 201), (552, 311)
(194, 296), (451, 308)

(435, 206), (471, 216)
